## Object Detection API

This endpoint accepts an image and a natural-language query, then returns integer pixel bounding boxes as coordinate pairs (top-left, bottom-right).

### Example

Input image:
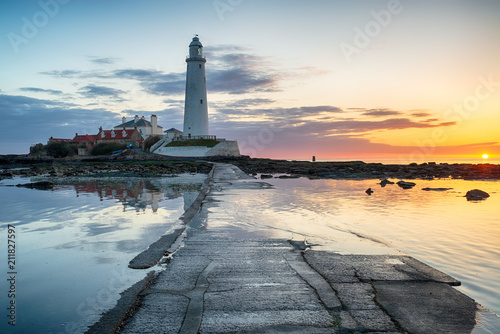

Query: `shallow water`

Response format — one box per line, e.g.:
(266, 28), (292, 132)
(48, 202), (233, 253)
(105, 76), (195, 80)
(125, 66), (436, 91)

(1, 173), (499, 332)
(206, 177), (500, 319)
(0, 174), (205, 334)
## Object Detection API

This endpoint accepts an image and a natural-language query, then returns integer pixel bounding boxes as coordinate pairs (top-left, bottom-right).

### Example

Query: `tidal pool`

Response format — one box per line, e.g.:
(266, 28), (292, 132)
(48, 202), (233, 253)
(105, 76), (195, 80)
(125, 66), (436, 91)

(0, 174), (206, 334)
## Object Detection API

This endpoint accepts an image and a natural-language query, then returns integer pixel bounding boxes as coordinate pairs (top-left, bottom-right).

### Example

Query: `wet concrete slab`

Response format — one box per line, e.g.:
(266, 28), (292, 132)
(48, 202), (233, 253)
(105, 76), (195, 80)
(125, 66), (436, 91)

(304, 251), (477, 332)
(374, 281), (477, 334)
(120, 235), (335, 333)
(106, 163), (487, 333)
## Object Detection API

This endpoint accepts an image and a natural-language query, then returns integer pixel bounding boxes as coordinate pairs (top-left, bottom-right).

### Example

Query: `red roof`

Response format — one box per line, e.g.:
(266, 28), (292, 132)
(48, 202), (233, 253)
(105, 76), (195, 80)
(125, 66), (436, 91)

(49, 137), (72, 142)
(98, 129), (137, 140)
(73, 134), (97, 143)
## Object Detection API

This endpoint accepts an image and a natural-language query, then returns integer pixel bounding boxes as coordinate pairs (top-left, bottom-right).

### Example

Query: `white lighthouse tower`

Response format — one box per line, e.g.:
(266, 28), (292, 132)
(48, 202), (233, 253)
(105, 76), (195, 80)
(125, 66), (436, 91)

(151, 36), (240, 157)
(183, 35), (209, 138)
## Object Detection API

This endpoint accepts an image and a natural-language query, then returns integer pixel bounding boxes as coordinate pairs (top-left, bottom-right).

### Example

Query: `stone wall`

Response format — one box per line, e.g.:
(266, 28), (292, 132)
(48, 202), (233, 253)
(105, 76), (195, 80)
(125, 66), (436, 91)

(155, 141), (240, 157)
(206, 141), (240, 157)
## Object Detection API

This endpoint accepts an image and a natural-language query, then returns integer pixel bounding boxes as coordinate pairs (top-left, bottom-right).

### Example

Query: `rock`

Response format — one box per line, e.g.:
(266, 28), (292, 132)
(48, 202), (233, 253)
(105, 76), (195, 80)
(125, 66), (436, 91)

(465, 189), (490, 201)
(278, 175), (300, 179)
(365, 188), (373, 195)
(397, 180), (416, 189)
(260, 174), (273, 179)
(422, 188), (453, 191)
(379, 179), (395, 187)
(16, 182), (54, 190)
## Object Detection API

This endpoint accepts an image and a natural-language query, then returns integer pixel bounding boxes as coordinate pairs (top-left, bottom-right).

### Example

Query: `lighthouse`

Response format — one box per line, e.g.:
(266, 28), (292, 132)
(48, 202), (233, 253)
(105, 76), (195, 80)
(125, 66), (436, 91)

(152, 36), (240, 157)
(183, 35), (209, 138)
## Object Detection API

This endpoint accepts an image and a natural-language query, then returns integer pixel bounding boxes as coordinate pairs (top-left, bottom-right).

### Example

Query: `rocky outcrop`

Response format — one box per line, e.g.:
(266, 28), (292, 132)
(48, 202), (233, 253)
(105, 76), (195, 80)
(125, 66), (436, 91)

(16, 182), (54, 190)
(465, 189), (490, 201)
(397, 181), (416, 189)
(206, 157), (500, 180)
(2, 154), (500, 180)
(379, 179), (395, 187)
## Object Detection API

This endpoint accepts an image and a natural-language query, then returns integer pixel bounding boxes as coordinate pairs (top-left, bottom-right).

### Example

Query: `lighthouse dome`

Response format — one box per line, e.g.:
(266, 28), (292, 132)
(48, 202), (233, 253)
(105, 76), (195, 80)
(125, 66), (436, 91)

(189, 36), (203, 47)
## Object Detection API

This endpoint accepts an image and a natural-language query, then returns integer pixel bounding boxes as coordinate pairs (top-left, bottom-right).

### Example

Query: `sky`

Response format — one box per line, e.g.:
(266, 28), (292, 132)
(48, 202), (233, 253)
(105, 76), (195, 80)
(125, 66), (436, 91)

(1, 0), (499, 161)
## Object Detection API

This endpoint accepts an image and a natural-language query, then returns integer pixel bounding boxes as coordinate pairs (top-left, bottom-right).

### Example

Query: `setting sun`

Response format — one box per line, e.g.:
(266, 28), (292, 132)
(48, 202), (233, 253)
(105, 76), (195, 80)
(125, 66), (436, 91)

(482, 154), (489, 159)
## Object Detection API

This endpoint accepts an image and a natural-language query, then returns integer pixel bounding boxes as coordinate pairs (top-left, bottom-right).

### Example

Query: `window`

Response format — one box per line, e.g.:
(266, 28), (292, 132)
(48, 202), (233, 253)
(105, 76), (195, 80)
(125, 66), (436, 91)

(200, 99), (203, 104)
(199, 64), (201, 69)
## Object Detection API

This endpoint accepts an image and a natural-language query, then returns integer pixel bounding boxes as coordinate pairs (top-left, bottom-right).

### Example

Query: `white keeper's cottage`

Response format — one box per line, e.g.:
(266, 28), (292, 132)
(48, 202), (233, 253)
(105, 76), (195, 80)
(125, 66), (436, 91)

(114, 115), (163, 140)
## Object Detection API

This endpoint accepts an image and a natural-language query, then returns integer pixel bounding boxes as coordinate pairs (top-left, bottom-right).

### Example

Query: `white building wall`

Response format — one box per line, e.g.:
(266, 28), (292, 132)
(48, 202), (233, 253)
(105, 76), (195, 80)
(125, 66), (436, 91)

(154, 141), (240, 157)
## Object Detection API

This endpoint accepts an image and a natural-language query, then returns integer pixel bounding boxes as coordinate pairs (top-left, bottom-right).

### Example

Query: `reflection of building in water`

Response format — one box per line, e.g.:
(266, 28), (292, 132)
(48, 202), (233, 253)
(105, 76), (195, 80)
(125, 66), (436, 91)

(56, 180), (174, 212)
(52, 178), (203, 213)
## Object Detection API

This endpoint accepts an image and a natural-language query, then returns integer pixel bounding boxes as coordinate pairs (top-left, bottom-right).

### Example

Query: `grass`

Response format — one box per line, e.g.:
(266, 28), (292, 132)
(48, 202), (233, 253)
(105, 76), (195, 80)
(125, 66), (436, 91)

(166, 139), (219, 148)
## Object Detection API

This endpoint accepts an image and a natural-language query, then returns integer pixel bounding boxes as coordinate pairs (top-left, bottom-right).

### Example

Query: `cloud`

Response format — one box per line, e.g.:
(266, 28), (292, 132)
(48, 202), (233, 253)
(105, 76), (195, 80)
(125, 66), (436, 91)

(35, 44), (281, 99)
(109, 47), (280, 96)
(90, 57), (120, 65)
(19, 87), (63, 95)
(80, 85), (125, 100)
(361, 109), (402, 117)
(0, 93), (120, 153)
(114, 69), (159, 79)
(208, 68), (278, 94)
(222, 98), (275, 108)
(207, 49), (280, 94)
(214, 105), (343, 118)
(143, 79), (185, 95)
(412, 112), (432, 117)
(113, 69), (185, 95)
(291, 118), (456, 136)
(0, 94), (61, 108)
(39, 70), (81, 78)
(163, 98), (184, 104)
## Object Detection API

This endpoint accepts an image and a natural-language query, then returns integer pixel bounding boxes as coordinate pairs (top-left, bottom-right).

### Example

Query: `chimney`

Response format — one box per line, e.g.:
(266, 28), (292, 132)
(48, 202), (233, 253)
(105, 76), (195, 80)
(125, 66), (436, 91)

(134, 115), (139, 123)
(122, 116), (126, 124)
(151, 115), (158, 133)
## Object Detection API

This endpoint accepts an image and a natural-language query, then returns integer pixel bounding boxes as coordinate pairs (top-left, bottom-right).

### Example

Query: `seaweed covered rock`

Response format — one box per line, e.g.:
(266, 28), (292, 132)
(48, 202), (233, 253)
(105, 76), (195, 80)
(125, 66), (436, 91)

(465, 189), (490, 201)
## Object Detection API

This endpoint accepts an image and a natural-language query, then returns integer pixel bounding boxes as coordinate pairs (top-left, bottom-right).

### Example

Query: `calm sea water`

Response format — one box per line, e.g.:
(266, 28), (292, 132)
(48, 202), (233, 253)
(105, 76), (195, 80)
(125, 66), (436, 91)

(1, 173), (499, 333)
(0, 175), (205, 334)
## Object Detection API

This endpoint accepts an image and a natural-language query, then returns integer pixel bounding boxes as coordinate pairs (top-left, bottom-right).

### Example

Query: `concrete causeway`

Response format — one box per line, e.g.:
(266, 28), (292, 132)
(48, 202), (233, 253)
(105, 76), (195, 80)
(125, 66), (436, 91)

(90, 163), (484, 333)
